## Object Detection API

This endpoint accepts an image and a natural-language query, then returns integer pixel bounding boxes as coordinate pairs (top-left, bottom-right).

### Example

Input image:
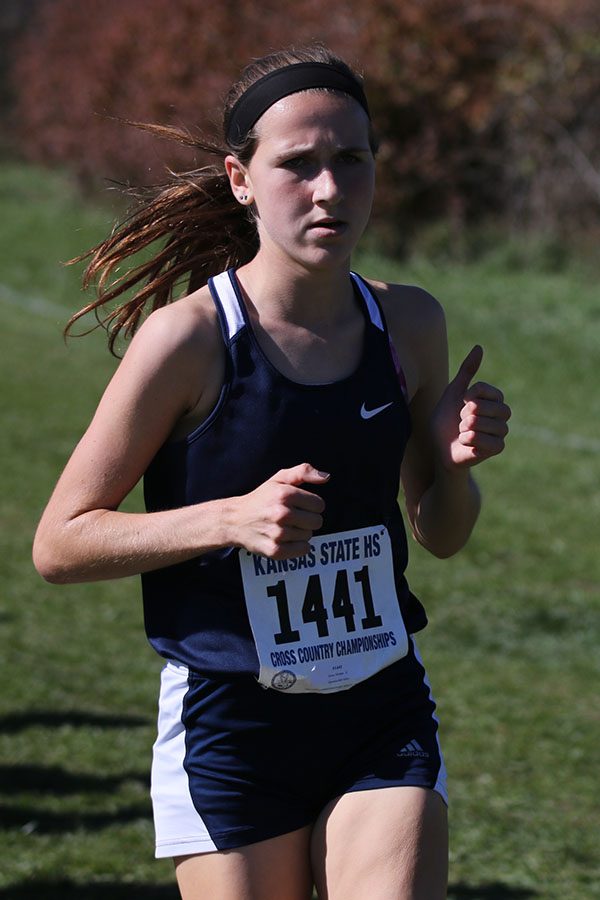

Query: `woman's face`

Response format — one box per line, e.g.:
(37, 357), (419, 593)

(232, 90), (376, 271)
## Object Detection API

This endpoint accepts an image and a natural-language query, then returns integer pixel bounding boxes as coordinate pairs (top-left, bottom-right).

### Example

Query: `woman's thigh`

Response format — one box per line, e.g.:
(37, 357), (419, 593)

(174, 824), (314, 900)
(310, 786), (448, 900)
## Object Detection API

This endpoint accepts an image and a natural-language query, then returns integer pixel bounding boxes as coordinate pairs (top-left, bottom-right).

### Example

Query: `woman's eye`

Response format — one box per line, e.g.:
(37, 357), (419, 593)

(282, 156), (307, 169)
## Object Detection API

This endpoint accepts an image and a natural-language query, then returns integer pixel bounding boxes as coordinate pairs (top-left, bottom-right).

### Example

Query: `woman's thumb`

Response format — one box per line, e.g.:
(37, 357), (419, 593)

(448, 345), (483, 396)
(275, 463), (330, 485)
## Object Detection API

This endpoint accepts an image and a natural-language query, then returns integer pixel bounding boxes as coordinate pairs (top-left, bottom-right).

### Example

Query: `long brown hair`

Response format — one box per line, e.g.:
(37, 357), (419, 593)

(66, 44), (373, 355)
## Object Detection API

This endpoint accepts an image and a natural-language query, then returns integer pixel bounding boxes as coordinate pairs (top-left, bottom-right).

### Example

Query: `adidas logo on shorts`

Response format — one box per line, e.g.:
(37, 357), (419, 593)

(397, 739), (429, 759)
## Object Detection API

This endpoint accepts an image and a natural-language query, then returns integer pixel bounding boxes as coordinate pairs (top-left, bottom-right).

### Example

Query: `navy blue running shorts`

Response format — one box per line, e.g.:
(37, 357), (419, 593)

(151, 637), (447, 857)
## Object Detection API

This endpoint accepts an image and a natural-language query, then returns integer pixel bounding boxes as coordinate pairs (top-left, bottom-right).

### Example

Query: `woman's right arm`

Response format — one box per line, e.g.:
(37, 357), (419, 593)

(33, 299), (326, 584)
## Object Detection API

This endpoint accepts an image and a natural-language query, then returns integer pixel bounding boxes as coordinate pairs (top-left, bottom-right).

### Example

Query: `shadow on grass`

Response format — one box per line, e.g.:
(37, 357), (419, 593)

(0, 764), (150, 795)
(0, 711), (150, 732)
(0, 801), (151, 833)
(0, 884), (179, 899)
(449, 884), (539, 899)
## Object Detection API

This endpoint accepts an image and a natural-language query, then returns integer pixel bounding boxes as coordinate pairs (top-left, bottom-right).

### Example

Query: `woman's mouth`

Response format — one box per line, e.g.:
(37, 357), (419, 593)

(308, 219), (348, 236)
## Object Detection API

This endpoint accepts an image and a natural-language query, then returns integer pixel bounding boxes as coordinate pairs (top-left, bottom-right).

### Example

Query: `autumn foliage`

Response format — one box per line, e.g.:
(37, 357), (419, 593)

(9, 0), (600, 246)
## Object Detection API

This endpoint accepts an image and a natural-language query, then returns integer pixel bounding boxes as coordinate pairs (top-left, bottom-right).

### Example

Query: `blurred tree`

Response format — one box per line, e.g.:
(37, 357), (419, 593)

(0, 0), (43, 147)
(9, 0), (600, 249)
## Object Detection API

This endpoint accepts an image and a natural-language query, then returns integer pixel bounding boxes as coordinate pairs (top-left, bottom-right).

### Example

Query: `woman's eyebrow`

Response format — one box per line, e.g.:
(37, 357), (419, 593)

(272, 144), (371, 160)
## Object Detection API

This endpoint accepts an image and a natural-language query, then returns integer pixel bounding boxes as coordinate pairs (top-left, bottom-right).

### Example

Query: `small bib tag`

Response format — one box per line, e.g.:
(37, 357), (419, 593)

(239, 525), (409, 693)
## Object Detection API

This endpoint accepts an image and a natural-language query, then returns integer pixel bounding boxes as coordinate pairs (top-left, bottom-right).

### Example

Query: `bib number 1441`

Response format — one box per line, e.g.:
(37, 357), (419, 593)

(267, 565), (382, 645)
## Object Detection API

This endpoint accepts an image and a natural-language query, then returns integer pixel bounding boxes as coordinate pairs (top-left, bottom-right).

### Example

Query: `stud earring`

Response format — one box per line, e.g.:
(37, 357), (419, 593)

(240, 194), (248, 202)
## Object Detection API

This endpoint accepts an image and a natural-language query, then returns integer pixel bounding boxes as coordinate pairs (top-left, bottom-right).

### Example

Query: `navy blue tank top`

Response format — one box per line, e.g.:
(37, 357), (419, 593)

(141, 269), (427, 676)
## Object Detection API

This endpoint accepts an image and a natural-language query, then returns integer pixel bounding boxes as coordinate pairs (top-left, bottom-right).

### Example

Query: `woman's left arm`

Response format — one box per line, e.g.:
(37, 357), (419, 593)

(387, 286), (511, 558)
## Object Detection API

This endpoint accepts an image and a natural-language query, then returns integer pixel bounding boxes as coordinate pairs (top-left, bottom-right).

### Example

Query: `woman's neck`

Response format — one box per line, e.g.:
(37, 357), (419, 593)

(237, 249), (356, 330)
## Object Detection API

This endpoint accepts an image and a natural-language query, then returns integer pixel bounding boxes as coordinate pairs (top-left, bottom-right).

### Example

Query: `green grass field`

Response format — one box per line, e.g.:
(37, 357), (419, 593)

(1, 162), (599, 899)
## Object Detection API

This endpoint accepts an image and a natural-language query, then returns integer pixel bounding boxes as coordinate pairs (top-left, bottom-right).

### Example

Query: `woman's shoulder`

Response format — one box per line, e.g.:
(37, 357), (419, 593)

(359, 276), (447, 399)
(361, 276), (445, 334)
(136, 284), (219, 347)
(107, 284), (225, 439)
(122, 284), (221, 374)
(112, 284), (222, 406)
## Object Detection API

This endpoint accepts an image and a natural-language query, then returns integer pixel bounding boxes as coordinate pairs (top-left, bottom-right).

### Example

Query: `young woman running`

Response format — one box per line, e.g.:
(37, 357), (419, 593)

(33, 44), (511, 900)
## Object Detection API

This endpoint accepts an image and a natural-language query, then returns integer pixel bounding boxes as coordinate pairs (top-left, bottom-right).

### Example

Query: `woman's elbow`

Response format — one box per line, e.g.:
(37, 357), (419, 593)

(410, 528), (470, 560)
(32, 530), (73, 584)
(427, 541), (465, 560)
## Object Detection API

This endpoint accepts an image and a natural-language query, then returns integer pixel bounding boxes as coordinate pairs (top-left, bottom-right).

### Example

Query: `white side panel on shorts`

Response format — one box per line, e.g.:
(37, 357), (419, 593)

(151, 661), (218, 857)
(212, 270), (246, 340)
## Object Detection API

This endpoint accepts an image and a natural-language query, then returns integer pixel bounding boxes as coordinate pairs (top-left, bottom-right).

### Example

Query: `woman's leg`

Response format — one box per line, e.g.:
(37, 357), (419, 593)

(311, 786), (448, 900)
(174, 824), (314, 900)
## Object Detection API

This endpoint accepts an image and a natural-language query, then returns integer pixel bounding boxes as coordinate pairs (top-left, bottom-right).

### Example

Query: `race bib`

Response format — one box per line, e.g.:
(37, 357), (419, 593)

(239, 525), (409, 693)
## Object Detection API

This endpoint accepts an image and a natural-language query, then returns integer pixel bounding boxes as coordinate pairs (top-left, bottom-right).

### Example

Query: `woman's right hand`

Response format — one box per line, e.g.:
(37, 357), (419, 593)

(230, 463), (329, 560)
(33, 299), (328, 581)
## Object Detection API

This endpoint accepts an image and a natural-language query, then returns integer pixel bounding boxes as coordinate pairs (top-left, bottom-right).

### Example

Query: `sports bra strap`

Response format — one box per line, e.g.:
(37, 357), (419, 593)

(350, 271), (384, 330)
(208, 271), (245, 341)
(350, 271), (409, 401)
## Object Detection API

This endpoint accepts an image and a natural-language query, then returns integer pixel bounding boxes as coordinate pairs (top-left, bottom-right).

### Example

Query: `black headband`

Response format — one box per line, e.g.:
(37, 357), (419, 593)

(225, 62), (371, 145)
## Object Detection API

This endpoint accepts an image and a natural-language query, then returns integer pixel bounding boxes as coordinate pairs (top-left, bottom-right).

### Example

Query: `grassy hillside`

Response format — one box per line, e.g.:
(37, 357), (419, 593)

(0, 163), (598, 898)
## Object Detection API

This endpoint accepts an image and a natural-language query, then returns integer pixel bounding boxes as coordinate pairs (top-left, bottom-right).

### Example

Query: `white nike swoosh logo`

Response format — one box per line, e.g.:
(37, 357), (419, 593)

(360, 402), (394, 420)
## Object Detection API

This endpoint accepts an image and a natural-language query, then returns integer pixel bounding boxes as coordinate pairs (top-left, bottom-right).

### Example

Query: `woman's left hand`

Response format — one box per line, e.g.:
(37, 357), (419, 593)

(431, 345), (511, 471)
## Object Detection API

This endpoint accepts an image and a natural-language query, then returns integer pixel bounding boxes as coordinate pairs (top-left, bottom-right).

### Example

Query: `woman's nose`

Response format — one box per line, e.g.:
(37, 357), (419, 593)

(313, 167), (342, 205)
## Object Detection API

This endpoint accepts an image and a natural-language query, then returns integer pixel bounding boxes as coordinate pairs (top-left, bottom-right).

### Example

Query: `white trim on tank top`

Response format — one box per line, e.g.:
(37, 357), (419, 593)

(350, 271), (384, 331)
(210, 270), (384, 340)
(211, 271), (246, 340)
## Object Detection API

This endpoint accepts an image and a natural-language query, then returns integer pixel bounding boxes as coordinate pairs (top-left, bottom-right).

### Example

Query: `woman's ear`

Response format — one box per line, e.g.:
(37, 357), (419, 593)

(225, 155), (253, 206)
